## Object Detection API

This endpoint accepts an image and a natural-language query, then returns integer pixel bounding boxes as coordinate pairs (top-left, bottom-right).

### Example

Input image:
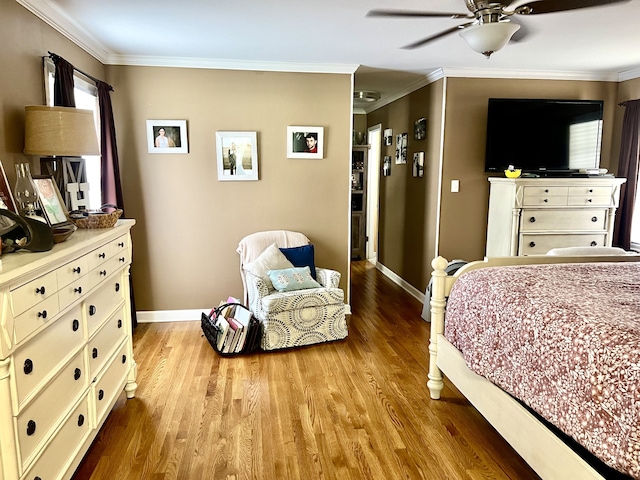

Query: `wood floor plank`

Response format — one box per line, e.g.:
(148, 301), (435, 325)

(73, 261), (540, 480)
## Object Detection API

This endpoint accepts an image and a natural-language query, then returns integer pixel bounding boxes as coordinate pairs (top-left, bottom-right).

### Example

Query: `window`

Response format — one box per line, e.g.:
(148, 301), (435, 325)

(44, 58), (102, 209)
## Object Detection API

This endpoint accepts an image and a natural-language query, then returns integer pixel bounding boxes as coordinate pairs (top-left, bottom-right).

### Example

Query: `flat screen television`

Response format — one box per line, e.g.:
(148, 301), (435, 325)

(484, 98), (604, 175)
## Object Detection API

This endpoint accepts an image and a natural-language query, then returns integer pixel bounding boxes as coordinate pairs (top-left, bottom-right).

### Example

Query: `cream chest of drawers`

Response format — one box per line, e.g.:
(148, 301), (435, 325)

(486, 177), (626, 256)
(0, 219), (137, 480)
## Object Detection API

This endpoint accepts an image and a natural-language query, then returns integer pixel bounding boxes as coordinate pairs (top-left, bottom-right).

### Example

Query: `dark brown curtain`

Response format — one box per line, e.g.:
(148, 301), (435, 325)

(613, 99), (640, 250)
(96, 81), (125, 210)
(52, 54), (76, 107)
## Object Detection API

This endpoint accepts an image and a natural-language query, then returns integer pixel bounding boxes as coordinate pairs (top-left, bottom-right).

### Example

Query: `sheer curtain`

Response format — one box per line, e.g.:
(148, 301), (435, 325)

(613, 100), (640, 250)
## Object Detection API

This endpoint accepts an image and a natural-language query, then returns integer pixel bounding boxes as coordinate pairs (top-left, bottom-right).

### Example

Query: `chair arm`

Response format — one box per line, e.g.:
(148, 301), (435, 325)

(245, 271), (271, 315)
(316, 267), (341, 289)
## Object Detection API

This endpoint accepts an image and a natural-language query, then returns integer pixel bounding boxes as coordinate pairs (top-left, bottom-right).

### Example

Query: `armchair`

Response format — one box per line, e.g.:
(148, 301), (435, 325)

(237, 230), (348, 351)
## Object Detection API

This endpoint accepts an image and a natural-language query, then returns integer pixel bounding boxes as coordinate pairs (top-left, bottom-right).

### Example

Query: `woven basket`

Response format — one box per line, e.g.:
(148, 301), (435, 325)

(71, 208), (122, 229)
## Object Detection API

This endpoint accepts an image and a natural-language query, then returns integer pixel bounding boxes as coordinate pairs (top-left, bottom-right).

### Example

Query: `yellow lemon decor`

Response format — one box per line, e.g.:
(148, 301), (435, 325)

(504, 164), (521, 178)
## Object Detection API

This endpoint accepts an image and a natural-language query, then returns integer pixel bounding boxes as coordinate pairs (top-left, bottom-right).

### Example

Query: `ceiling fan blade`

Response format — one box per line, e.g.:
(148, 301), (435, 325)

(402, 23), (474, 50)
(367, 9), (474, 19)
(516, 0), (630, 15)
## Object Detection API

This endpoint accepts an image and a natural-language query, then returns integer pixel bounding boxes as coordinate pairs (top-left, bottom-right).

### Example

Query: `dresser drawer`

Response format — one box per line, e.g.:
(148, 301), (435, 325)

(519, 233), (607, 255)
(92, 340), (129, 426)
(56, 255), (89, 290)
(11, 271), (58, 318)
(88, 306), (127, 377)
(86, 243), (111, 270)
(13, 305), (84, 409)
(568, 186), (612, 197)
(21, 395), (90, 480)
(522, 185), (568, 198)
(522, 195), (568, 207)
(16, 351), (87, 471)
(520, 209), (608, 232)
(58, 275), (91, 311)
(86, 255), (128, 294)
(13, 295), (60, 345)
(85, 278), (126, 337)
(110, 234), (130, 258)
(567, 195), (612, 207)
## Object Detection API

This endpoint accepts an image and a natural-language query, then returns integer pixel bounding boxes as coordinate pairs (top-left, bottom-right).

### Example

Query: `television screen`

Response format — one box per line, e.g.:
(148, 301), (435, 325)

(484, 98), (604, 174)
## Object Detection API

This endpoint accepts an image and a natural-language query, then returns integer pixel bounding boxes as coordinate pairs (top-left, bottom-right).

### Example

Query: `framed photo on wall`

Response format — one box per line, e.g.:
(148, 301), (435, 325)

(216, 131), (259, 181)
(287, 126), (324, 159)
(32, 175), (71, 227)
(147, 120), (189, 154)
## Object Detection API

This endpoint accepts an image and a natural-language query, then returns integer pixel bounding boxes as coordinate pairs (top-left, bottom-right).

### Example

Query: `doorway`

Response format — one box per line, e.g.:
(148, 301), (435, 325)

(366, 124), (381, 264)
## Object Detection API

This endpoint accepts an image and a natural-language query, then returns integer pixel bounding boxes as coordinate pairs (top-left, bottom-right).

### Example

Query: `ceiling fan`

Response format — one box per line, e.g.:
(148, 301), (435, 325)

(367, 0), (630, 58)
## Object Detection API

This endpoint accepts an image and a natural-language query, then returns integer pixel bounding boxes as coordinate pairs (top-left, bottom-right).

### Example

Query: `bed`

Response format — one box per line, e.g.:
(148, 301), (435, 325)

(428, 255), (640, 480)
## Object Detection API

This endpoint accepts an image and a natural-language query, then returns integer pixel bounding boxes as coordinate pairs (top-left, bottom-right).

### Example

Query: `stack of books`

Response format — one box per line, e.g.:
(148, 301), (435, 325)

(210, 297), (253, 354)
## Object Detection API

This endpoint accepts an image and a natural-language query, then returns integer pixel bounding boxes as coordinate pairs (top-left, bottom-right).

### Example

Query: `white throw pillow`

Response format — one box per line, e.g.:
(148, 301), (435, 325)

(244, 243), (294, 287)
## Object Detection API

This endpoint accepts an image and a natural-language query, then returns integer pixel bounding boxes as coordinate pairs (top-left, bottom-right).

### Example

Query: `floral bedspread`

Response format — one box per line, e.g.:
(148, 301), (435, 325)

(444, 262), (640, 478)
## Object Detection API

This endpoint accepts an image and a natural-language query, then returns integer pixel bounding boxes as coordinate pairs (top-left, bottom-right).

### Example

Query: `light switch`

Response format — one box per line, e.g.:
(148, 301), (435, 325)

(451, 179), (460, 193)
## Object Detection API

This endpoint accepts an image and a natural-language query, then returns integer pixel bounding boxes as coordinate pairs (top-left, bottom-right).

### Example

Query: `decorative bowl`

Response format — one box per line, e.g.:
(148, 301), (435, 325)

(504, 169), (522, 178)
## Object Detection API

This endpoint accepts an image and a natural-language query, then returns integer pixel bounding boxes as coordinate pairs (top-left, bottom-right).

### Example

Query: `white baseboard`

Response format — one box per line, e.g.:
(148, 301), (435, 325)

(375, 262), (425, 304)
(138, 304), (353, 323)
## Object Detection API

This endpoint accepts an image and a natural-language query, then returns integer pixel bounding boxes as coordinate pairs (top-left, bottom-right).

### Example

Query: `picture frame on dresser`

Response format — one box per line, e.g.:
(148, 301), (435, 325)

(32, 175), (71, 227)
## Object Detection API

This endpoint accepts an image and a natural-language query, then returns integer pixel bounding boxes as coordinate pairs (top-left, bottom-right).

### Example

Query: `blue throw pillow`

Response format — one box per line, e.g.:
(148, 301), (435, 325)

(279, 244), (316, 279)
(267, 267), (321, 292)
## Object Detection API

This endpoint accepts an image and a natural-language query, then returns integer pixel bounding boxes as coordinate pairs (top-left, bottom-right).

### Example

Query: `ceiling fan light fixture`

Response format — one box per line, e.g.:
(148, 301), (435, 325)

(459, 21), (520, 58)
(354, 90), (381, 103)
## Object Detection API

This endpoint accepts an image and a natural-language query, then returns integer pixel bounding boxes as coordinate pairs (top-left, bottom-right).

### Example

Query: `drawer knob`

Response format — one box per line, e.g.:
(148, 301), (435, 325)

(37, 310), (47, 319)
(589, 189), (593, 193)
(35, 477), (42, 480)
(117, 319), (123, 329)
(119, 256), (126, 263)
(544, 189), (549, 193)
(74, 286), (83, 294)
(115, 283), (121, 292)
(591, 241), (598, 246)
(588, 198), (592, 203)
(98, 389), (105, 401)
(529, 217), (536, 223)
(592, 216), (598, 222)
(78, 414), (85, 427)
(24, 359), (33, 375)
(122, 354), (127, 364)
(36, 286), (45, 295)
(73, 266), (82, 274)
(72, 319), (80, 331)
(74, 368), (82, 380)
(89, 305), (96, 316)
(26, 420), (36, 436)
(100, 269), (107, 276)
(543, 199), (548, 203)
(529, 241), (536, 248)
(118, 242), (124, 247)
(92, 348), (99, 359)
(99, 252), (106, 259)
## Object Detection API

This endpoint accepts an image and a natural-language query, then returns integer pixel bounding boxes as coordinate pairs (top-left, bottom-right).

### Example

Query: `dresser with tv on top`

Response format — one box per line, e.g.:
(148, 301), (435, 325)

(0, 219), (136, 480)
(486, 177), (626, 256)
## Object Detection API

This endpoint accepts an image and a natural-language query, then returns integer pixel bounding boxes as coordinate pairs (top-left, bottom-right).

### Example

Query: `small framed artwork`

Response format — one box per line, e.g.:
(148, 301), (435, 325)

(412, 152), (425, 178)
(32, 175), (71, 226)
(147, 120), (189, 154)
(395, 133), (408, 164)
(383, 156), (391, 176)
(0, 161), (16, 212)
(414, 118), (426, 140)
(384, 128), (393, 146)
(287, 126), (324, 159)
(216, 131), (259, 181)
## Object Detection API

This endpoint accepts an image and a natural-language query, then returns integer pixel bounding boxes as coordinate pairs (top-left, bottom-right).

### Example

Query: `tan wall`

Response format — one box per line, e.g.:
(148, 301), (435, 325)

(0, 0), (105, 186)
(106, 66), (352, 311)
(367, 80), (444, 292)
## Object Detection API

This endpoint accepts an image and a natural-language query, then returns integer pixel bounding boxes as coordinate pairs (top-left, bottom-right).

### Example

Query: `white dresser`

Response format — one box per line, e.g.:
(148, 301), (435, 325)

(0, 219), (137, 480)
(486, 177), (626, 256)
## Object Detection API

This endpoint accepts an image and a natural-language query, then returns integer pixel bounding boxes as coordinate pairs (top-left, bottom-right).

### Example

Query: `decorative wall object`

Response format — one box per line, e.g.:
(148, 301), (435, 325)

(383, 156), (392, 176)
(216, 131), (259, 181)
(287, 126), (324, 159)
(384, 128), (393, 146)
(395, 133), (407, 164)
(147, 120), (188, 154)
(413, 152), (425, 178)
(414, 118), (426, 140)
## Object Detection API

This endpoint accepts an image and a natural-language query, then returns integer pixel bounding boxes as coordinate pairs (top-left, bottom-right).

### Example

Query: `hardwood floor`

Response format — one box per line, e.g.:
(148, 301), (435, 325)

(73, 261), (539, 479)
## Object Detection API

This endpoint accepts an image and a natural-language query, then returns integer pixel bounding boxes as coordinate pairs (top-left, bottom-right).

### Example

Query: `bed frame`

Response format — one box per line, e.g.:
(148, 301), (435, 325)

(428, 254), (640, 480)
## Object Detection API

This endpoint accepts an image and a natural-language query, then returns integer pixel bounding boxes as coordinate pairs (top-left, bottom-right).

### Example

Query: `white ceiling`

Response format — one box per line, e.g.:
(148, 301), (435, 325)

(19, 0), (640, 111)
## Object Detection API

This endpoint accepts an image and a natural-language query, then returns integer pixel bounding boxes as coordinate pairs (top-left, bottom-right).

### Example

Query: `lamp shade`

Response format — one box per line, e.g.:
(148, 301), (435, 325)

(459, 22), (520, 58)
(24, 106), (100, 156)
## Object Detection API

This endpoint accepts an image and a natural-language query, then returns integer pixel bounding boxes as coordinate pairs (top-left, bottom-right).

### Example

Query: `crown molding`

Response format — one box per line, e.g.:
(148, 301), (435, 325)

(17, 0), (110, 62)
(619, 66), (640, 82)
(105, 54), (359, 74)
(363, 69), (445, 113)
(440, 67), (619, 82)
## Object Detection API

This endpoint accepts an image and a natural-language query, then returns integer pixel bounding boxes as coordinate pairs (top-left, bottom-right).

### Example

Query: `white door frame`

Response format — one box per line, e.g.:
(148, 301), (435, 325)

(367, 124), (381, 263)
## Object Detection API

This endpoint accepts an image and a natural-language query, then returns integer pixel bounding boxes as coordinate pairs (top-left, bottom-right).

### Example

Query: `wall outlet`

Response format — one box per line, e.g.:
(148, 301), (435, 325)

(451, 180), (460, 193)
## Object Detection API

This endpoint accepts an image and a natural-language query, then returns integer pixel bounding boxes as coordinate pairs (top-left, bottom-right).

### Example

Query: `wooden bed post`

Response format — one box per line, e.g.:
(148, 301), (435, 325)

(427, 256), (448, 400)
